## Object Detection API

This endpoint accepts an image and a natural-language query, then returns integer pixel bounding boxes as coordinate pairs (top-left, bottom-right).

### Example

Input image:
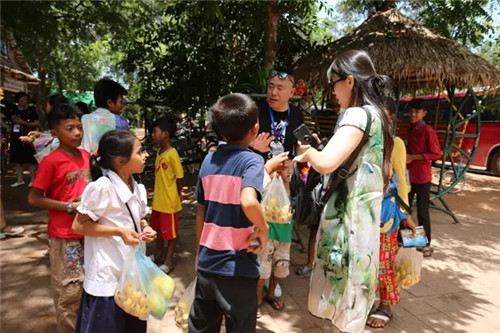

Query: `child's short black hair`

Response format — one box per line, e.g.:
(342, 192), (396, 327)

(93, 78), (128, 108)
(47, 103), (82, 129)
(210, 93), (258, 141)
(47, 93), (69, 108)
(153, 116), (177, 137)
(409, 99), (426, 111)
(75, 101), (89, 114)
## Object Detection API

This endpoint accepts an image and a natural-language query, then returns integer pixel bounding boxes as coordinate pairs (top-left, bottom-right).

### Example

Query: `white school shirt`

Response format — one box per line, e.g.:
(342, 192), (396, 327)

(77, 169), (149, 297)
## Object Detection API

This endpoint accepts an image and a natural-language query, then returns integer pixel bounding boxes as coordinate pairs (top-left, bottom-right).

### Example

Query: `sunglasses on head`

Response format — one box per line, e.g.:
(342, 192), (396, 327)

(269, 70), (295, 84)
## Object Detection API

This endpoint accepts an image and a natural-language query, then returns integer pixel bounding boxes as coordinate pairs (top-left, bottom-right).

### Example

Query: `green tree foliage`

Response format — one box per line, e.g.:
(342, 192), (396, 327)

(478, 38), (500, 67)
(123, 0), (320, 116)
(1, 0), (155, 110)
(337, 0), (496, 48)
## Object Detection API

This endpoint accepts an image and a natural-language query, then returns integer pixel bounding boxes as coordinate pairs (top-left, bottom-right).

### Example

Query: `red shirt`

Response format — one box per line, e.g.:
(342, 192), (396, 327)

(406, 121), (442, 184)
(31, 148), (91, 239)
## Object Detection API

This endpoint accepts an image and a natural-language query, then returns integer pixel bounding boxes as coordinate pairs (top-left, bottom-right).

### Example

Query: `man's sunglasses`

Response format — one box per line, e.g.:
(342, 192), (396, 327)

(269, 70), (295, 84)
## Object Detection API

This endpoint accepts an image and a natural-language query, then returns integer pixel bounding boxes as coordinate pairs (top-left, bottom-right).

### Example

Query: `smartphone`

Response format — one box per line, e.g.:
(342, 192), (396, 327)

(293, 124), (316, 148)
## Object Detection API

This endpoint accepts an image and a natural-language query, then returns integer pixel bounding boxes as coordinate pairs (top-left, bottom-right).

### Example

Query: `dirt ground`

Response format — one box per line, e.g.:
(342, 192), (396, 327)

(1, 167), (499, 333)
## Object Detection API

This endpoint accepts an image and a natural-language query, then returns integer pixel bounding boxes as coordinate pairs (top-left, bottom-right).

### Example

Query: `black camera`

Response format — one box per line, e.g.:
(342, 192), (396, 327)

(293, 124), (327, 151)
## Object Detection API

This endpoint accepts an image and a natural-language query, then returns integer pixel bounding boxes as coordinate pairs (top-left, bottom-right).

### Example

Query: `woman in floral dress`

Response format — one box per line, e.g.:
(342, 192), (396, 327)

(294, 50), (394, 333)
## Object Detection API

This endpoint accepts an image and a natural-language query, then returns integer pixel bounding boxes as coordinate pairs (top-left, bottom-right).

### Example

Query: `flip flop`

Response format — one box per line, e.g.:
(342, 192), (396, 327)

(366, 307), (393, 328)
(159, 264), (174, 274)
(295, 266), (312, 276)
(422, 246), (434, 257)
(264, 297), (285, 311)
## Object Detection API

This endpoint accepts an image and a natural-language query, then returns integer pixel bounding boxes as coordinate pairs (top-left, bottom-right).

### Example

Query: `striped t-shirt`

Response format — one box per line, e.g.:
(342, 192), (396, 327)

(195, 144), (264, 278)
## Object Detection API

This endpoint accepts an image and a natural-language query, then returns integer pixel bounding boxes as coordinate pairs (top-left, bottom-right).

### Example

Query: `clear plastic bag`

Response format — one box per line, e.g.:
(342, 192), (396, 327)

(33, 133), (57, 162)
(395, 247), (423, 289)
(115, 243), (176, 320)
(174, 277), (226, 333)
(174, 277), (197, 331)
(262, 175), (292, 224)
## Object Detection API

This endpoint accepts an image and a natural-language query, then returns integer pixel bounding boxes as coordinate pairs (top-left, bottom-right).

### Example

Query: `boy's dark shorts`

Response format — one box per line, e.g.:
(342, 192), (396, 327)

(189, 271), (258, 333)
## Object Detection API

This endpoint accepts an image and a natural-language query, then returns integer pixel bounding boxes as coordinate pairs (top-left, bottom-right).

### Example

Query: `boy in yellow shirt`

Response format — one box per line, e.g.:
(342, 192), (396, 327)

(151, 116), (184, 273)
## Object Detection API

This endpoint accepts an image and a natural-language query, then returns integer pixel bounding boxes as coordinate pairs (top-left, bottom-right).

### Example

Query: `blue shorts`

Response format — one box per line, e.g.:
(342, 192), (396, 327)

(75, 289), (146, 333)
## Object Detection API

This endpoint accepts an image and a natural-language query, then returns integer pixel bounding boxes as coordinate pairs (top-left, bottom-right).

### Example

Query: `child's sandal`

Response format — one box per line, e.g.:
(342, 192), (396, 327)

(159, 264), (174, 274)
(264, 297), (285, 311)
(422, 246), (434, 257)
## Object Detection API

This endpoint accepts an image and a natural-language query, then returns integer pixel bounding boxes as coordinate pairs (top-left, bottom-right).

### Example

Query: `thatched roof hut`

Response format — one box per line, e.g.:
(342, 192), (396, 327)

(294, 9), (500, 91)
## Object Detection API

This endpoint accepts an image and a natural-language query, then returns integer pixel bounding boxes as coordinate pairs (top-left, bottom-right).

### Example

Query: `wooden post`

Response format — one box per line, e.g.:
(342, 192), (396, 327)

(393, 85), (400, 135)
(434, 84), (442, 129)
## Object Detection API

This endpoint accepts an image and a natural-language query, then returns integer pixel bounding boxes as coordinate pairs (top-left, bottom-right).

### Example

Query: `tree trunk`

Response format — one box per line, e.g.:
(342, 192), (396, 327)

(376, 0), (395, 12)
(263, 0), (282, 76)
(52, 60), (64, 93)
(33, 62), (49, 129)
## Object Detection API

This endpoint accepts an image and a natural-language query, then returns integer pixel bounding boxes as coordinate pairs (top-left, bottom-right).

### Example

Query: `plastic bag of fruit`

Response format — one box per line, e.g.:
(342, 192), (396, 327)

(115, 243), (176, 321)
(174, 277), (226, 333)
(174, 277), (197, 331)
(261, 174), (292, 224)
(395, 247), (423, 289)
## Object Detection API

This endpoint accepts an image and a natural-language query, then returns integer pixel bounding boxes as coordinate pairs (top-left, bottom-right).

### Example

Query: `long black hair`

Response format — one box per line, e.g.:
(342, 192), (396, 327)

(327, 49), (394, 191)
(90, 130), (137, 181)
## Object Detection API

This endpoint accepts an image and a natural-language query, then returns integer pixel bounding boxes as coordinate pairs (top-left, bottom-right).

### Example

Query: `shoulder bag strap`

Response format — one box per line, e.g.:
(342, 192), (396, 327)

(106, 175), (139, 233)
(124, 202), (139, 233)
(389, 188), (413, 215)
(320, 106), (372, 205)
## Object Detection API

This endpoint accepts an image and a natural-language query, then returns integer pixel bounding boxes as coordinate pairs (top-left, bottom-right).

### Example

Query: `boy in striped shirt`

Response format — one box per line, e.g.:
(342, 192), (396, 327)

(190, 93), (268, 333)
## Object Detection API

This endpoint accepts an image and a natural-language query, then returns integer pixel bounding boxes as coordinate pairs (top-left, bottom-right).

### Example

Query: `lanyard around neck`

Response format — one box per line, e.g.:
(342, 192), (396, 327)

(268, 104), (291, 142)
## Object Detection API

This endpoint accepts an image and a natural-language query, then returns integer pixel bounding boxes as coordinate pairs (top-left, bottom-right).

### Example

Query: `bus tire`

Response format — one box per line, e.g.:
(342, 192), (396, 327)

(490, 151), (500, 176)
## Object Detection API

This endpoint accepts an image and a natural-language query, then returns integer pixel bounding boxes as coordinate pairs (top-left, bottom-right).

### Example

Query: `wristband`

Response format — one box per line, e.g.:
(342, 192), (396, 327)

(65, 200), (75, 214)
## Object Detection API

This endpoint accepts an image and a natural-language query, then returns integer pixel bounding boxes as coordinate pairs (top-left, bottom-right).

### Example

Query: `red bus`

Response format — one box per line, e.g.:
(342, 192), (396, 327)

(397, 89), (500, 175)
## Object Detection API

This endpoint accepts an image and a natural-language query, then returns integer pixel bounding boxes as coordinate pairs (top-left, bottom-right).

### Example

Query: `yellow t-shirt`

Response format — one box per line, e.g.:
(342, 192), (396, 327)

(152, 147), (184, 213)
(391, 136), (410, 205)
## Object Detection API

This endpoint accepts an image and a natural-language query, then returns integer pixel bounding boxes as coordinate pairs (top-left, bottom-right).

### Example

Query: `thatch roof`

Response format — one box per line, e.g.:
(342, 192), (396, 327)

(294, 9), (500, 91)
(0, 27), (40, 84)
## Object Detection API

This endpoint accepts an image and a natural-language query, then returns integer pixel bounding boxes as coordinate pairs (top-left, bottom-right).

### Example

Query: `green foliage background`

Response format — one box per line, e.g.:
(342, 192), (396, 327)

(1, 0), (498, 122)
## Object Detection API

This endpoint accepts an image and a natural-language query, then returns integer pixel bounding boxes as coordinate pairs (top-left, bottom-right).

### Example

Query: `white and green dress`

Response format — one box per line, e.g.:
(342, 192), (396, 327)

(308, 105), (384, 333)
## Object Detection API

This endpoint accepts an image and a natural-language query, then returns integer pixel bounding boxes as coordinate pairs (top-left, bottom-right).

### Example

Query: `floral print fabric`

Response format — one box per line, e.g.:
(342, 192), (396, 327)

(308, 106), (384, 332)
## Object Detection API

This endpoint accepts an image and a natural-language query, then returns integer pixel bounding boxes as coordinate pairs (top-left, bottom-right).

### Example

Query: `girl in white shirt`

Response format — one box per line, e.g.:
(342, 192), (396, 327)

(72, 130), (157, 333)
